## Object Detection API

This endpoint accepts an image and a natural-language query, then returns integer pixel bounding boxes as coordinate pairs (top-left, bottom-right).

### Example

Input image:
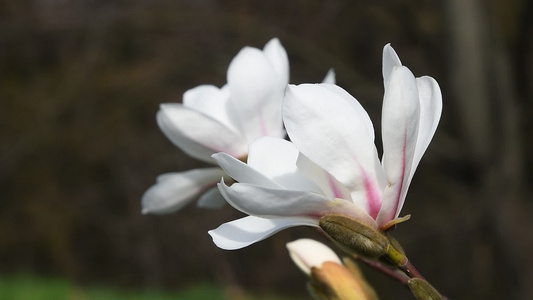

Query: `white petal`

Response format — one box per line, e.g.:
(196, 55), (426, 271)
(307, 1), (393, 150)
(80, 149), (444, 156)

(262, 38), (290, 87)
(182, 85), (239, 133)
(157, 104), (248, 163)
(283, 84), (386, 218)
(141, 168), (226, 214)
(286, 238), (341, 275)
(247, 137), (323, 193)
(209, 216), (317, 250)
(322, 69), (336, 84)
(197, 186), (227, 209)
(218, 180), (332, 219)
(378, 66), (420, 225)
(212, 152), (281, 188)
(409, 76), (442, 184)
(382, 43), (402, 88)
(227, 47), (286, 142)
(320, 84), (375, 140)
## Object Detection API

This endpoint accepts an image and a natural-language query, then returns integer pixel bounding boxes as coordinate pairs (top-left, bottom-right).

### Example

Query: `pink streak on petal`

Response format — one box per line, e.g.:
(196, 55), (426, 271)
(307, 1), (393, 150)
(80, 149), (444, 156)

(300, 212), (324, 220)
(350, 156), (381, 219)
(362, 167), (381, 219)
(327, 173), (344, 199)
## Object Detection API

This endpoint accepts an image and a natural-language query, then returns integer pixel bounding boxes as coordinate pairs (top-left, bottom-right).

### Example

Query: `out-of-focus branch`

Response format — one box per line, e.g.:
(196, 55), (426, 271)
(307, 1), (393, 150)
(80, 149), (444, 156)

(445, 0), (530, 298)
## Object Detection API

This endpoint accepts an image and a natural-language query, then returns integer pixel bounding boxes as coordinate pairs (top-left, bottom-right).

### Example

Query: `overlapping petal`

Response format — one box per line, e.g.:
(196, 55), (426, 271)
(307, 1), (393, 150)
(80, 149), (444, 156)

(157, 104), (248, 162)
(218, 179), (333, 219)
(382, 43), (402, 88)
(410, 76), (442, 184)
(378, 66), (420, 224)
(197, 186), (227, 209)
(182, 84), (239, 133)
(212, 152), (281, 188)
(283, 84), (386, 218)
(209, 216), (317, 250)
(227, 44), (287, 142)
(377, 45), (442, 225)
(141, 168), (227, 214)
(217, 170), (377, 229)
(247, 137), (322, 192)
(262, 38), (290, 87)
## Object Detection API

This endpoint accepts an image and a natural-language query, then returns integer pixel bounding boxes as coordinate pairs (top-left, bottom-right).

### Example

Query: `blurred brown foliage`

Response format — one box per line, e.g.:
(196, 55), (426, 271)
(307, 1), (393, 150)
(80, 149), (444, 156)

(0, 0), (531, 299)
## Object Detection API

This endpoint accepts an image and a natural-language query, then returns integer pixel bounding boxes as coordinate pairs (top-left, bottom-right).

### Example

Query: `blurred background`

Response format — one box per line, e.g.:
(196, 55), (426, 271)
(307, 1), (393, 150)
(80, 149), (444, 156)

(1, 0), (531, 299)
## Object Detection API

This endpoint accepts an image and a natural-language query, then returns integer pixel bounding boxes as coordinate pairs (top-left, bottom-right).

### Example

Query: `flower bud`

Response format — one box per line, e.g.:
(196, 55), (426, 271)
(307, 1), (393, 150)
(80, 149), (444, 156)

(342, 257), (379, 300)
(319, 214), (390, 259)
(286, 238), (342, 276)
(309, 261), (377, 300)
(408, 278), (444, 300)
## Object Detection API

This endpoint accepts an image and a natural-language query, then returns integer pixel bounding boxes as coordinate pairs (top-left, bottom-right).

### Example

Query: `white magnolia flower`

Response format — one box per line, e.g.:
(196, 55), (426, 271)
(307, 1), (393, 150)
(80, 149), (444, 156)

(209, 44), (442, 249)
(142, 38), (289, 214)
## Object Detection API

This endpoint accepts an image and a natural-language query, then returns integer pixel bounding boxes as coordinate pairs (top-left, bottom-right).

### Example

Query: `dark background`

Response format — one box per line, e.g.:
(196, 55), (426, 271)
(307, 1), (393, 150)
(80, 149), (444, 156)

(1, 0), (532, 299)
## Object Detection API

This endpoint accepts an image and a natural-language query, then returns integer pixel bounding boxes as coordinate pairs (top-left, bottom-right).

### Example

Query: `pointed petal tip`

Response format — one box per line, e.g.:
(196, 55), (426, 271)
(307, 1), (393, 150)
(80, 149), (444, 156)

(158, 103), (175, 111)
(207, 229), (234, 250)
(382, 43), (403, 87)
(265, 37), (281, 47)
(322, 68), (336, 84)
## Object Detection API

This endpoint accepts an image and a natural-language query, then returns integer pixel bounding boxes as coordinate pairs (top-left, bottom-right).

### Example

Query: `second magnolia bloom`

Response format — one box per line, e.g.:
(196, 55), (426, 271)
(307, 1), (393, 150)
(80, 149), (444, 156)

(142, 38), (289, 214)
(209, 44), (442, 250)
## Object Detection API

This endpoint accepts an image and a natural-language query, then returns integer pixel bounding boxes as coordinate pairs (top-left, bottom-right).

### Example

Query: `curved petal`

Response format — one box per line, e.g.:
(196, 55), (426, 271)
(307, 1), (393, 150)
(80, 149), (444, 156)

(197, 186), (227, 209)
(182, 84), (239, 133)
(322, 68), (336, 84)
(283, 84), (386, 218)
(157, 104), (248, 162)
(208, 216), (317, 250)
(218, 180), (376, 226)
(408, 76), (442, 184)
(212, 152), (281, 188)
(227, 47), (286, 142)
(247, 137), (323, 193)
(286, 238), (341, 275)
(218, 180), (333, 219)
(262, 38), (290, 87)
(378, 66), (420, 225)
(141, 168), (226, 214)
(382, 43), (402, 88)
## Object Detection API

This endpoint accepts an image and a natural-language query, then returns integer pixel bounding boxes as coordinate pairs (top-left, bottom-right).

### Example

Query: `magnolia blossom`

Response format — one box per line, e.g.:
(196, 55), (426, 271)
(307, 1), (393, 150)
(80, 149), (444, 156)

(142, 38), (289, 214)
(209, 44), (442, 249)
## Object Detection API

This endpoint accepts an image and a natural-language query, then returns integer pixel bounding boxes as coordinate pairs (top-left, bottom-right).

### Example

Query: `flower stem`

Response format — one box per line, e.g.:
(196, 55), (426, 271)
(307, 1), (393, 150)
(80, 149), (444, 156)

(357, 257), (409, 285)
(398, 259), (425, 280)
(357, 256), (450, 300)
